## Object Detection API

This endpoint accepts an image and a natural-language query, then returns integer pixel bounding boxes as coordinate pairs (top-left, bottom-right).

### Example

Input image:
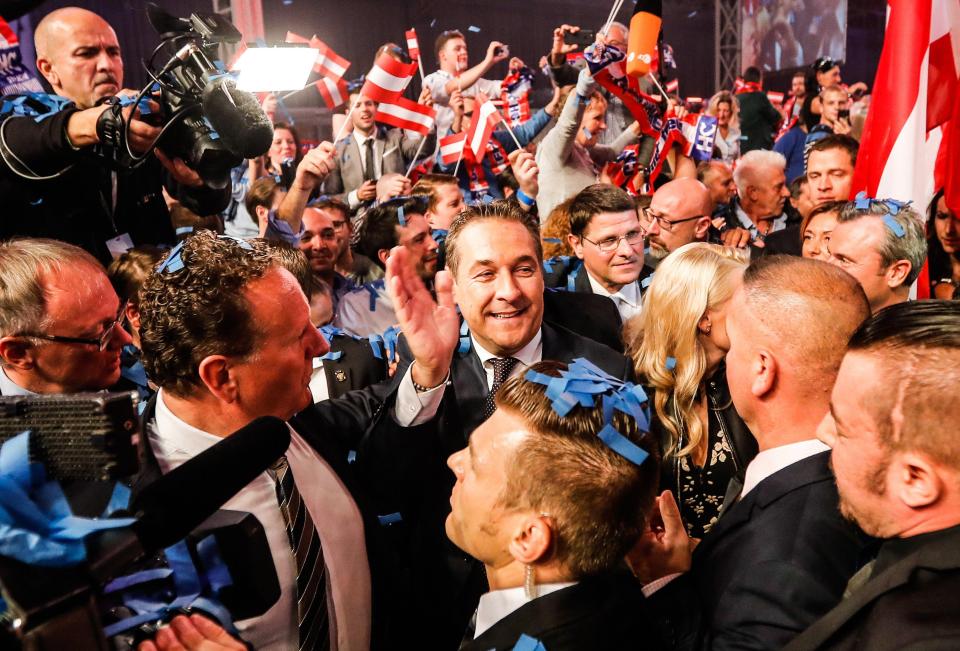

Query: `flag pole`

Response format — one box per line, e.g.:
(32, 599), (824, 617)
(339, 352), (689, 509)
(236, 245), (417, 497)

(332, 101), (357, 143)
(281, 83), (314, 101)
(405, 136), (428, 177)
(453, 144), (465, 176)
(501, 120), (523, 150)
(647, 72), (670, 100)
(602, 0), (625, 36)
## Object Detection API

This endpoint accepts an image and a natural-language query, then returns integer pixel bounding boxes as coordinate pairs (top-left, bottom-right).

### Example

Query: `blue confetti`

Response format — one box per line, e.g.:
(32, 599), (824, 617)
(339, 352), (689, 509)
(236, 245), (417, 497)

(468, 25), (481, 32)
(511, 634), (547, 651)
(347, 450), (357, 464)
(377, 512), (402, 526)
(430, 18), (437, 28)
(883, 214), (905, 238)
(319, 350), (343, 361)
(543, 237), (562, 244)
(641, 274), (653, 290)
(665, 356), (677, 371)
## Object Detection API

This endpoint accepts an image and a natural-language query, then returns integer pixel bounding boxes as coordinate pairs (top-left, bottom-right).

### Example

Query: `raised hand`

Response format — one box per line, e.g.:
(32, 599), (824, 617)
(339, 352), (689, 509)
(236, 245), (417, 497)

(486, 41), (509, 64)
(386, 246), (459, 388)
(625, 490), (694, 583)
(293, 141), (337, 191)
(508, 149), (539, 201)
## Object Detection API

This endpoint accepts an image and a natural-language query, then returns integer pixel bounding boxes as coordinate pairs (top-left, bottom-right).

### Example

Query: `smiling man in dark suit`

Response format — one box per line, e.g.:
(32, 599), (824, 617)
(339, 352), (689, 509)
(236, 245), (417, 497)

(357, 200), (632, 649)
(631, 256), (872, 651)
(785, 301), (960, 651)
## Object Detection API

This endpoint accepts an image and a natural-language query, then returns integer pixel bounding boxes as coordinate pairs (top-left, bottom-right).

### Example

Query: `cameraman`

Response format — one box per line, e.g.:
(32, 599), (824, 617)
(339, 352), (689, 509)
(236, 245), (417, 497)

(0, 8), (230, 266)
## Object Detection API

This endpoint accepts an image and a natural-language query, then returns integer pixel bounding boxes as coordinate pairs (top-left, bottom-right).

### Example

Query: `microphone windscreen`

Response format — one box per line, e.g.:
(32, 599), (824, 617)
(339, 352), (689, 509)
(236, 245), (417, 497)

(202, 77), (274, 159)
(626, 0), (663, 78)
(131, 416), (290, 551)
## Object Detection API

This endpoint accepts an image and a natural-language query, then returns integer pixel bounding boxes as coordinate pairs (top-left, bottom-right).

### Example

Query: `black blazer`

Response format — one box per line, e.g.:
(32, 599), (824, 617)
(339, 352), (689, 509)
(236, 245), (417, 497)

(650, 451), (868, 651)
(784, 525), (960, 651)
(355, 320), (633, 650)
(461, 572), (664, 651)
(323, 333), (389, 399)
(131, 378), (426, 650)
(542, 288), (624, 353)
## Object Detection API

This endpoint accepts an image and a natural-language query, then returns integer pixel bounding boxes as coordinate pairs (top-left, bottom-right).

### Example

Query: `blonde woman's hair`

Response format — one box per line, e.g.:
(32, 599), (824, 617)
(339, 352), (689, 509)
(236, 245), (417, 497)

(630, 243), (747, 459)
(707, 91), (740, 131)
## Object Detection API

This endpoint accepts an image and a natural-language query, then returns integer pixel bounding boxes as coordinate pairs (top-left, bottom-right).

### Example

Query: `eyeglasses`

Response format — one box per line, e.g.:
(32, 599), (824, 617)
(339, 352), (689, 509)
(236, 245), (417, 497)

(17, 300), (129, 352)
(639, 208), (706, 233)
(580, 230), (644, 254)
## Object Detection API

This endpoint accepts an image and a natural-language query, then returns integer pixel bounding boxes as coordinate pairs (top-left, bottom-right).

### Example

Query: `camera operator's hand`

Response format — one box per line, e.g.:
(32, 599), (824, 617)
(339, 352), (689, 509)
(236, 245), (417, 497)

(485, 41), (510, 65)
(357, 179), (378, 202)
(155, 149), (205, 188)
(137, 614), (246, 651)
(293, 141), (337, 191)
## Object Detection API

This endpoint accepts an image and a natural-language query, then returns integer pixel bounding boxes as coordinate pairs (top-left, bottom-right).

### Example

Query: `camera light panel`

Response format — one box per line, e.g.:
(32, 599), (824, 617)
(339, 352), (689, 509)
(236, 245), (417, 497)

(232, 46), (319, 92)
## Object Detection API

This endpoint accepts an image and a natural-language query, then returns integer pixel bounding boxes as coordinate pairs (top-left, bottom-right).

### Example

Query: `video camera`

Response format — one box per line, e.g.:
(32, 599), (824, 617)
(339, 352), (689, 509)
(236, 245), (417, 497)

(0, 393), (284, 650)
(99, 3), (273, 189)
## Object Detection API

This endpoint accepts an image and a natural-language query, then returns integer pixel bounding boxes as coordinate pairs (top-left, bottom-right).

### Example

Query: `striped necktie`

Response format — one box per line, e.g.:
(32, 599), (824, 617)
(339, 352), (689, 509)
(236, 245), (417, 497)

(273, 455), (331, 650)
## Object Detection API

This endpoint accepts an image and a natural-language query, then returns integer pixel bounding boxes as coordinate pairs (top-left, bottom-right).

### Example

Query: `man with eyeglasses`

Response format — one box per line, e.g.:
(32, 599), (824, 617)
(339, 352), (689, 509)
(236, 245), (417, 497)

(307, 197), (383, 286)
(642, 177), (715, 267)
(556, 184), (651, 323)
(297, 204), (355, 313)
(0, 238), (132, 395)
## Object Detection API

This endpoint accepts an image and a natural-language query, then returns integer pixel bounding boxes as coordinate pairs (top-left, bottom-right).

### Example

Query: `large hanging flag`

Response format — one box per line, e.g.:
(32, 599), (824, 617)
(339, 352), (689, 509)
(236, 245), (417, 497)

(375, 96), (436, 134)
(851, 0), (960, 213)
(360, 52), (418, 104)
(466, 99), (503, 158)
(285, 32), (351, 80)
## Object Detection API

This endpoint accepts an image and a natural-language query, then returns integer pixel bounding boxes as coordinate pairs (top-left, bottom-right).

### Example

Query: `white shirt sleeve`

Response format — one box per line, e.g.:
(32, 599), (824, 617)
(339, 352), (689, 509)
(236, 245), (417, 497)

(392, 363), (448, 426)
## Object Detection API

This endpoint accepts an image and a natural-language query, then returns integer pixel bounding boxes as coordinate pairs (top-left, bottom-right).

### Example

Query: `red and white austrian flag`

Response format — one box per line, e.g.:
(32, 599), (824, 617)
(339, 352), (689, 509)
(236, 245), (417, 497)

(286, 31), (351, 80)
(375, 96), (436, 134)
(439, 131), (469, 165)
(406, 28), (420, 60)
(315, 76), (349, 109)
(361, 53), (418, 104)
(466, 100), (503, 158)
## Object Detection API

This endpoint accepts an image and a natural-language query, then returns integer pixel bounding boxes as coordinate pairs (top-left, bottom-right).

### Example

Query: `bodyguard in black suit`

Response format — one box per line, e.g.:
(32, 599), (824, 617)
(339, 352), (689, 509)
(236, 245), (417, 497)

(784, 301), (960, 651)
(316, 331), (389, 400)
(630, 256), (873, 651)
(355, 201), (635, 650)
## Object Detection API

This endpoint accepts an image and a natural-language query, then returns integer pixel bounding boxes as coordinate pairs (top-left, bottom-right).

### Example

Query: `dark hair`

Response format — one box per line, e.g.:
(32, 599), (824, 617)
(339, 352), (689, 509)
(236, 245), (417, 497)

(743, 66), (762, 83)
(445, 200), (542, 277)
(496, 167), (519, 195)
(789, 174), (809, 199)
(814, 56), (840, 74)
(807, 133), (859, 168)
(356, 197), (428, 269)
(270, 122), (303, 169)
(253, 239), (312, 297)
(567, 184), (637, 238)
(799, 200), (845, 244)
(140, 232), (272, 397)
(849, 300), (960, 352)
(107, 245), (164, 306)
(307, 197), (351, 223)
(244, 176), (282, 221)
(435, 29), (464, 61)
(496, 361), (659, 578)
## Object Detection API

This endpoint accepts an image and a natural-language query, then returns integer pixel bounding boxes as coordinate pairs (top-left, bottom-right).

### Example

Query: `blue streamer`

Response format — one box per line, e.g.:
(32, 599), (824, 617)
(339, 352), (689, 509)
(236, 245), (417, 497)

(641, 273), (654, 290)
(397, 205), (407, 227)
(543, 237), (562, 244)
(883, 214), (906, 238)
(665, 356), (677, 371)
(511, 633), (547, 651)
(377, 512), (403, 526)
(853, 191), (912, 237)
(368, 334), (384, 360)
(457, 319), (472, 355)
(320, 350), (343, 361)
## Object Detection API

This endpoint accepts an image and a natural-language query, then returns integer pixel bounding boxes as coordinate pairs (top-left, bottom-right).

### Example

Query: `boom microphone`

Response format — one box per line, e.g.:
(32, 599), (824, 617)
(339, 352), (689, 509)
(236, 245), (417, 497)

(625, 0), (663, 78)
(202, 77), (275, 160)
(131, 415), (290, 551)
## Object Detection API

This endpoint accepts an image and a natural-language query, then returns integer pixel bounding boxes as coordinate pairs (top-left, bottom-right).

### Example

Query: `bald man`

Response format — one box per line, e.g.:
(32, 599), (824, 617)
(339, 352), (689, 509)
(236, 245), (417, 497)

(632, 256), (872, 650)
(0, 7), (229, 265)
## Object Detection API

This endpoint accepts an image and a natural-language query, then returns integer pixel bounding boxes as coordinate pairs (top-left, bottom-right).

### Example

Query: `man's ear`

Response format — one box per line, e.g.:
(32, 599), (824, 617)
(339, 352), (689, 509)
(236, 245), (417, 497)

(255, 205), (271, 225)
(126, 303), (142, 333)
(0, 336), (36, 371)
(507, 514), (553, 565)
(886, 260), (912, 289)
(893, 451), (942, 509)
(694, 216), (712, 240)
(751, 349), (777, 399)
(197, 355), (238, 403)
(36, 57), (58, 89)
(378, 248), (391, 267)
(568, 234), (584, 259)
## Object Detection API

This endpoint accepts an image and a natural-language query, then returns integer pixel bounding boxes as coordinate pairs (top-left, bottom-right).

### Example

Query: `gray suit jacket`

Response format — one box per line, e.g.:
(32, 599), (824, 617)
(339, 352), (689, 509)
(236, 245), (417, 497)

(322, 127), (435, 207)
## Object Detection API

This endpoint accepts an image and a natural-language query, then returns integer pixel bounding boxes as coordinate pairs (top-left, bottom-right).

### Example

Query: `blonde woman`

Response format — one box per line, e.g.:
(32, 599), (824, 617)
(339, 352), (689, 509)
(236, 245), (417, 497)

(628, 242), (756, 537)
(706, 91), (741, 164)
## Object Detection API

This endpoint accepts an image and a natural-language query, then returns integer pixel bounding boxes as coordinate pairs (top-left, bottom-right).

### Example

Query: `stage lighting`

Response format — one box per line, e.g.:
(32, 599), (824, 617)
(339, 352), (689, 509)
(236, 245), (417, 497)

(232, 46), (318, 92)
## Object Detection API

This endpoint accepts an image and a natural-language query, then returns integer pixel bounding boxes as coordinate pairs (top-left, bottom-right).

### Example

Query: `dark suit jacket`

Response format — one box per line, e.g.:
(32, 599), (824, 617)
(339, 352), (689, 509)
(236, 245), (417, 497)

(130, 377), (425, 650)
(736, 91), (782, 153)
(355, 321), (633, 650)
(784, 524), (960, 651)
(756, 223), (802, 258)
(462, 572), (664, 651)
(542, 288), (624, 353)
(323, 333), (388, 399)
(650, 451), (868, 651)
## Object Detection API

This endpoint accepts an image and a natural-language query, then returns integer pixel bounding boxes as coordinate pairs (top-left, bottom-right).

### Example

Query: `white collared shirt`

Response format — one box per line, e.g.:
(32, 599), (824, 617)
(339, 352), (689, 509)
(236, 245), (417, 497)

(149, 391), (371, 651)
(309, 358), (330, 403)
(740, 438), (831, 498)
(586, 271), (642, 322)
(474, 582), (577, 638)
(352, 131), (382, 180)
(333, 282), (396, 339)
(735, 203), (787, 240)
(0, 368), (35, 396)
(471, 329), (543, 390)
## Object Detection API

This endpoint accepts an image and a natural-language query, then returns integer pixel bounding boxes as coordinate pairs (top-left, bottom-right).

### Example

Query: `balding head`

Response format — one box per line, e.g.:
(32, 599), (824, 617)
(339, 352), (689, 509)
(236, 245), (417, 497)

(35, 7), (122, 108)
(724, 256), (869, 447)
(643, 178), (713, 260)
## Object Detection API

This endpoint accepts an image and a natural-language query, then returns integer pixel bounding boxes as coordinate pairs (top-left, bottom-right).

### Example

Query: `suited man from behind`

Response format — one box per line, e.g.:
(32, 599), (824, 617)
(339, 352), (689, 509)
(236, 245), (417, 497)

(322, 91), (436, 212)
(785, 301), (960, 651)
(631, 256), (871, 650)
(552, 183), (653, 323)
(450, 361), (661, 650)
(135, 231), (460, 650)
(357, 200), (632, 649)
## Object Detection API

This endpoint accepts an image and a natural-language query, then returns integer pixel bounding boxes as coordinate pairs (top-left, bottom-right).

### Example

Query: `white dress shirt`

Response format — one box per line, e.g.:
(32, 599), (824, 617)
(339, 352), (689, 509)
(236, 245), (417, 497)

(423, 69), (502, 145)
(333, 282), (397, 339)
(0, 368), (35, 396)
(740, 438), (831, 498)
(346, 132), (383, 209)
(471, 329), (543, 390)
(586, 272), (642, 323)
(474, 582), (577, 638)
